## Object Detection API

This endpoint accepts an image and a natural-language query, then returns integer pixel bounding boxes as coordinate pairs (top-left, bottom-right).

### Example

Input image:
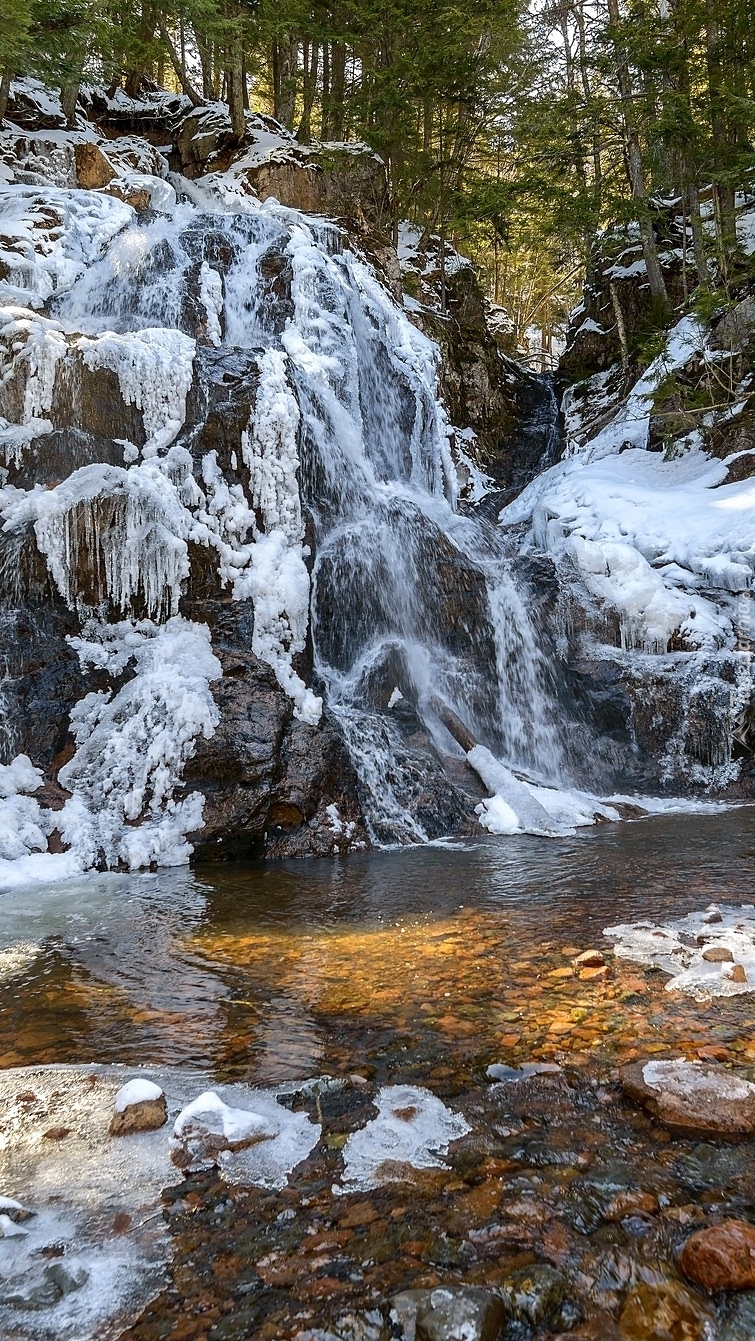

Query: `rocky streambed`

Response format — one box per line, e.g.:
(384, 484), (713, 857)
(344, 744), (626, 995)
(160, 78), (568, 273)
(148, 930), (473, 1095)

(2, 811), (755, 1339)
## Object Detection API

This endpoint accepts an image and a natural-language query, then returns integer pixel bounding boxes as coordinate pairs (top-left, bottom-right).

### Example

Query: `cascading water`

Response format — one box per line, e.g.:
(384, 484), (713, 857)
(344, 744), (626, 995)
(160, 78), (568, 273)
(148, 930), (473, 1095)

(0, 172), (586, 871)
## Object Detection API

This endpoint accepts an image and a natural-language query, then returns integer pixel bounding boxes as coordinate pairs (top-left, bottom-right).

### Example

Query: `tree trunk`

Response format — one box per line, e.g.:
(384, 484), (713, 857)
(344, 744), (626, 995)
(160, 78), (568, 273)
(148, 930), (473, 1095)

(297, 40), (318, 143)
(0, 67), (12, 126)
(226, 31), (245, 141)
(606, 0), (668, 308)
(159, 19), (203, 105)
(321, 41), (331, 139)
(330, 40), (346, 139)
(610, 282), (630, 382)
(705, 0), (736, 265)
(60, 79), (81, 126)
(197, 29), (217, 100)
(275, 36), (298, 128)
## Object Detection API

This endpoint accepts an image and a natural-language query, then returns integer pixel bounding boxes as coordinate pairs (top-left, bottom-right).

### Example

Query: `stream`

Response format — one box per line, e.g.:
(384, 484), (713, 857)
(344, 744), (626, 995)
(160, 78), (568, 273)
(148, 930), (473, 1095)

(2, 810), (755, 1339)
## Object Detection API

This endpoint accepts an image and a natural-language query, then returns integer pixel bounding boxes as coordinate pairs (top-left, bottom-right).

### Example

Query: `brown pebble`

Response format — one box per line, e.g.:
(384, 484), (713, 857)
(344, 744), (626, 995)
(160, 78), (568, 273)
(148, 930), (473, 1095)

(728, 965), (748, 983)
(579, 965), (610, 982)
(574, 950), (606, 968)
(42, 1127), (71, 1141)
(604, 1190), (659, 1222)
(701, 946), (734, 962)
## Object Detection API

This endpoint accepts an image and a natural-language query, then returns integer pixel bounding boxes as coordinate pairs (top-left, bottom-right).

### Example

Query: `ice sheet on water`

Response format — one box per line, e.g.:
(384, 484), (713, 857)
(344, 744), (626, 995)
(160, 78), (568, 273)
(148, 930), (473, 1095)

(171, 1089), (320, 1185)
(339, 1085), (470, 1190)
(604, 902), (755, 998)
(0, 1064), (322, 1340)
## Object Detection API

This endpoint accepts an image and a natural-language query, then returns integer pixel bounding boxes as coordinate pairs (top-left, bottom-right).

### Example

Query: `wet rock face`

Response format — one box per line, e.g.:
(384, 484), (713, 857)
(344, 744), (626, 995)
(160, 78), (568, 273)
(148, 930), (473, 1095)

(0, 604), (93, 772)
(182, 602), (368, 862)
(406, 267), (557, 498)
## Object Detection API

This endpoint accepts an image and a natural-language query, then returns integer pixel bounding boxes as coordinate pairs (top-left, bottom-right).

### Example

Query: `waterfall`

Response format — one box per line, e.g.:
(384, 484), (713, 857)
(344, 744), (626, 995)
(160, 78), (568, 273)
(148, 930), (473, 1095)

(0, 179), (578, 868)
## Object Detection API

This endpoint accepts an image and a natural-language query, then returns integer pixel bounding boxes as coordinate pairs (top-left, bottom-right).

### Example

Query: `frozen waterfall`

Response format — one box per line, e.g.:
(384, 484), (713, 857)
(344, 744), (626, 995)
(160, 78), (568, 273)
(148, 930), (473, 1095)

(0, 173), (589, 879)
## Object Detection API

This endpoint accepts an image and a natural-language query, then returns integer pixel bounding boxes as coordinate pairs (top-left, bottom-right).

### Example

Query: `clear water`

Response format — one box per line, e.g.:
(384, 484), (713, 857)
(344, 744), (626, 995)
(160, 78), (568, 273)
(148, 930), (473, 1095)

(3, 813), (755, 1340)
(2, 810), (753, 1081)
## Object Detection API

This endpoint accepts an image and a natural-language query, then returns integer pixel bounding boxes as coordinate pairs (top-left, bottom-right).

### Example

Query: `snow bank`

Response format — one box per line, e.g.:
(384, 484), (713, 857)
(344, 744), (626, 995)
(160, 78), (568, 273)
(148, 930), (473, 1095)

(0, 756), (47, 861)
(502, 435), (755, 655)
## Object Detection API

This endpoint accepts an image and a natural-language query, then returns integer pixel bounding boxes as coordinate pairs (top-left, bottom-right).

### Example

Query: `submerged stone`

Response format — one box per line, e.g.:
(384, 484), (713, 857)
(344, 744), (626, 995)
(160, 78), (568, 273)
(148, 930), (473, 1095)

(390, 1286), (506, 1341)
(679, 1219), (755, 1292)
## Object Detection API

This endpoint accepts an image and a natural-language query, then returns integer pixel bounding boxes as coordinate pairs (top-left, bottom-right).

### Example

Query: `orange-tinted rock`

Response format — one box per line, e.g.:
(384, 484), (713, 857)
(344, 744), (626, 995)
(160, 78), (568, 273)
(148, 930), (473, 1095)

(679, 1219), (755, 1292)
(604, 1190), (659, 1222)
(618, 1280), (711, 1340)
(579, 966), (610, 982)
(574, 950), (607, 968)
(74, 141), (116, 189)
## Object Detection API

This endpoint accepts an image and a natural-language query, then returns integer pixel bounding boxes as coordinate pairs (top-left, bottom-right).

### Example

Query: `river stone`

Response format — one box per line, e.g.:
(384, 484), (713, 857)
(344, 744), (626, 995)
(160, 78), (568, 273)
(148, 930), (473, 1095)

(618, 1280), (711, 1340)
(574, 950), (606, 968)
(499, 1264), (580, 1330)
(390, 1287), (505, 1341)
(701, 946), (734, 963)
(109, 1079), (168, 1135)
(620, 1060), (755, 1134)
(679, 1219), (755, 1291)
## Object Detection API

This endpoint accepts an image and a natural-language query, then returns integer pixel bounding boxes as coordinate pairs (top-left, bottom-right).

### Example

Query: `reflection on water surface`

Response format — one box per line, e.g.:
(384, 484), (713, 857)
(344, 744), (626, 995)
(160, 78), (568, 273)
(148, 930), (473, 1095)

(2, 811), (754, 1083)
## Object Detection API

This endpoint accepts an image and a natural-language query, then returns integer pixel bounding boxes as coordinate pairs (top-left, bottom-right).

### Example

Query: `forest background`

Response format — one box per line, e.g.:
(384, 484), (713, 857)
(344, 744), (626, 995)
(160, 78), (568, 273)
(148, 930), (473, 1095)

(2, 0), (754, 364)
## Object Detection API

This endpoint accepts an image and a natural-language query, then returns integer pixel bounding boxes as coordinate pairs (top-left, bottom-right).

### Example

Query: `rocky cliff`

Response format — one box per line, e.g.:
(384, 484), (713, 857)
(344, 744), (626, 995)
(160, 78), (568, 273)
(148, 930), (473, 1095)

(2, 80), (754, 884)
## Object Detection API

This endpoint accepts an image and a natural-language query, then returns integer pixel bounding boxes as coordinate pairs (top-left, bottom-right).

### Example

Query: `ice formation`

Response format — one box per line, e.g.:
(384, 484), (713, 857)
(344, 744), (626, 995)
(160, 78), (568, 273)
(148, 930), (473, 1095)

(58, 618), (221, 871)
(340, 1085), (470, 1190)
(604, 903), (755, 998)
(78, 328), (196, 455)
(0, 1063), (322, 1340)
